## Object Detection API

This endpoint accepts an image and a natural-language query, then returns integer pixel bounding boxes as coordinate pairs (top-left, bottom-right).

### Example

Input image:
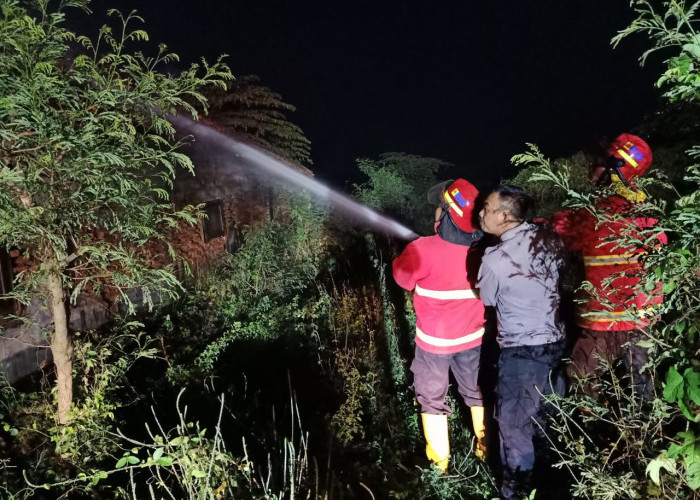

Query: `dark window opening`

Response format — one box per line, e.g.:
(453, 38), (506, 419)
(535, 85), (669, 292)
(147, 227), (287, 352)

(0, 247), (13, 295)
(202, 201), (225, 242)
(225, 222), (242, 254)
(0, 247), (14, 316)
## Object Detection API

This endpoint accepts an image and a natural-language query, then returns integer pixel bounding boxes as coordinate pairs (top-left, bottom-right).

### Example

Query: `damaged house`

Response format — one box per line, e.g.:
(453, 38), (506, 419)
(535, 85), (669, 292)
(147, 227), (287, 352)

(0, 76), (313, 383)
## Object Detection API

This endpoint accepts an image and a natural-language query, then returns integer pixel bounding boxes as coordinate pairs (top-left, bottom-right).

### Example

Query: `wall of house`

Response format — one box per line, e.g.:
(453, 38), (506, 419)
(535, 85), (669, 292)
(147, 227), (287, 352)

(141, 193), (271, 278)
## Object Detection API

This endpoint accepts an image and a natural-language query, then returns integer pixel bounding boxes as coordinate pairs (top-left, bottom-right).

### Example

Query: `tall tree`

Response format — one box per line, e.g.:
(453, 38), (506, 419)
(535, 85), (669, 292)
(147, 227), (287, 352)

(0, 0), (230, 423)
(205, 75), (312, 166)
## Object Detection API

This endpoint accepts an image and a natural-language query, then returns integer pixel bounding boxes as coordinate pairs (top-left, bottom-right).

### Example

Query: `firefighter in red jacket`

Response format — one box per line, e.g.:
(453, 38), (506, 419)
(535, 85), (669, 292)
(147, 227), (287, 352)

(550, 133), (667, 399)
(393, 178), (487, 472)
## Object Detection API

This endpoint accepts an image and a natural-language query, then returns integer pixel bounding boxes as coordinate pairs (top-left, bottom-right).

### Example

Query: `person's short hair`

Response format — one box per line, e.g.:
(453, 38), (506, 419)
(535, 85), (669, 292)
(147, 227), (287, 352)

(493, 185), (532, 222)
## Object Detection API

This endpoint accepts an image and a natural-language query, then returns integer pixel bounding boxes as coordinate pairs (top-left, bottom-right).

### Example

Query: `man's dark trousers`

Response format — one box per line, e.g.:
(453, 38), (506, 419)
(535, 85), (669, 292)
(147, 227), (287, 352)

(496, 340), (566, 499)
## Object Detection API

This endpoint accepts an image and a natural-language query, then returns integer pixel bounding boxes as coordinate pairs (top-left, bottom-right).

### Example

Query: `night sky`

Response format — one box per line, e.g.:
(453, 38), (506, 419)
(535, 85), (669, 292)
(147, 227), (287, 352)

(71, 1), (663, 190)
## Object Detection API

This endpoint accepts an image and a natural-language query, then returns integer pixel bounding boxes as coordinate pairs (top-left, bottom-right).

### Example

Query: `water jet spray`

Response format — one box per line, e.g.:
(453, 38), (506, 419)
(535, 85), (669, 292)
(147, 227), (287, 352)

(169, 114), (419, 241)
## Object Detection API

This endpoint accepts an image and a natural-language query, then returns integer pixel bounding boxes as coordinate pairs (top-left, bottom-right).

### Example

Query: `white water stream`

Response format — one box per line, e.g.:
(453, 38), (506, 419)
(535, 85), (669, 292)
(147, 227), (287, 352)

(169, 115), (419, 240)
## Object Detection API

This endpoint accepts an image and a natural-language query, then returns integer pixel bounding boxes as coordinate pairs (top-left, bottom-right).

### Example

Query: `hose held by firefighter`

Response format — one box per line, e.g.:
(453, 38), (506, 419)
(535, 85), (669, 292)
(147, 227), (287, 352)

(392, 178), (488, 473)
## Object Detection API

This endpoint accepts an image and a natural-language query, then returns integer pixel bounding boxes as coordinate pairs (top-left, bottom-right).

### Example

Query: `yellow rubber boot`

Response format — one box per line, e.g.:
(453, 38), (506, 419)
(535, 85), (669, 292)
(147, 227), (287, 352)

(421, 413), (450, 473)
(470, 406), (487, 461)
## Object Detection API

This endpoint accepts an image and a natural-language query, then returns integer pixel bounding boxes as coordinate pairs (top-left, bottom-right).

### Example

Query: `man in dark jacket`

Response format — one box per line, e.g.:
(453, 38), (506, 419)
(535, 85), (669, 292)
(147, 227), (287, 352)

(477, 185), (566, 499)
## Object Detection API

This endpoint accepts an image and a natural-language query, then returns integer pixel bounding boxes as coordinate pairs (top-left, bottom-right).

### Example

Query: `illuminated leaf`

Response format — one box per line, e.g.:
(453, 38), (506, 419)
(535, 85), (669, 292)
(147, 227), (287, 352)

(646, 457), (677, 485)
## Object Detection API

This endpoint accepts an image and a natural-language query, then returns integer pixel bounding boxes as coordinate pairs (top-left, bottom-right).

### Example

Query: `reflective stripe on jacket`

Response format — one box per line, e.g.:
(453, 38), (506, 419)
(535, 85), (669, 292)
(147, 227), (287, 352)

(393, 234), (485, 354)
(416, 325), (485, 347)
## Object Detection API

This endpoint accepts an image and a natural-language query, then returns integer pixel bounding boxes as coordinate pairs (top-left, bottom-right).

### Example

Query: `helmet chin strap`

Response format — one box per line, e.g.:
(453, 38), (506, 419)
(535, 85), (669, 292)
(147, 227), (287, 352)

(436, 211), (482, 246)
(611, 173), (647, 203)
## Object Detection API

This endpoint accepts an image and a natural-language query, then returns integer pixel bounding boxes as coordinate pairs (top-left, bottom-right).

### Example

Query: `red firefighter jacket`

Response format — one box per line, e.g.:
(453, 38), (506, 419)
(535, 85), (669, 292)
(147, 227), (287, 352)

(550, 195), (667, 331)
(392, 234), (485, 354)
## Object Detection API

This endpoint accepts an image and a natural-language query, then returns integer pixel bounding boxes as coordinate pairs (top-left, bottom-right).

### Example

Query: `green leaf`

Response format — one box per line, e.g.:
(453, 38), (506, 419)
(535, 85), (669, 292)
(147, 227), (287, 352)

(646, 457), (677, 485)
(126, 455), (140, 465)
(153, 447), (164, 461)
(676, 320), (687, 335)
(662, 280), (676, 294)
(91, 471), (108, 486)
(115, 457), (127, 468)
(682, 42), (700, 59)
(687, 460), (700, 490)
(664, 366), (685, 403)
(683, 369), (700, 406)
(156, 456), (174, 467)
(191, 469), (207, 478)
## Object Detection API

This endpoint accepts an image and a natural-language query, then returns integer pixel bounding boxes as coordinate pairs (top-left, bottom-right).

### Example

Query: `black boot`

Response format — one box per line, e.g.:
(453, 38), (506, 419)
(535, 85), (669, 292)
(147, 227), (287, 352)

(501, 468), (534, 499)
